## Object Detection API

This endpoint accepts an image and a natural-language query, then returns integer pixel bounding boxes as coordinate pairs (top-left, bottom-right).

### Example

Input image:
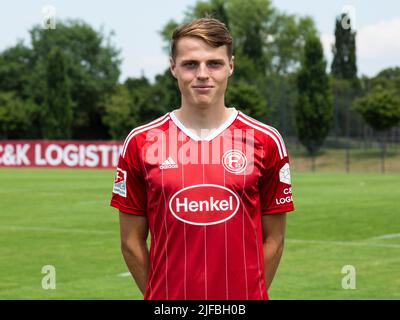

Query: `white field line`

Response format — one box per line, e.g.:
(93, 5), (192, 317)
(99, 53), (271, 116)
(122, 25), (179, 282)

(115, 239), (400, 277)
(0, 225), (115, 235)
(368, 233), (400, 240)
(1, 225), (399, 249)
(117, 272), (132, 277)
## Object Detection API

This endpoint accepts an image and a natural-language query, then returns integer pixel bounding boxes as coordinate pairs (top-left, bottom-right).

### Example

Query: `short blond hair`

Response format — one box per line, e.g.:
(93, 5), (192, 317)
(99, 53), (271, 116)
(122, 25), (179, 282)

(171, 18), (233, 60)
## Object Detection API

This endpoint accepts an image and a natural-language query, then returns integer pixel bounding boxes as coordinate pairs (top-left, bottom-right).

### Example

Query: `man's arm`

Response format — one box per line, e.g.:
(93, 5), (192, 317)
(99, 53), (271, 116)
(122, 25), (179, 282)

(119, 211), (149, 295)
(262, 213), (287, 291)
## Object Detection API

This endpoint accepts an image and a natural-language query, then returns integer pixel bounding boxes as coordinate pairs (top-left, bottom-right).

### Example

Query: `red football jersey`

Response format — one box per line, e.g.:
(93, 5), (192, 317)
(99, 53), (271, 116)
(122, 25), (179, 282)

(110, 108), (294, 300)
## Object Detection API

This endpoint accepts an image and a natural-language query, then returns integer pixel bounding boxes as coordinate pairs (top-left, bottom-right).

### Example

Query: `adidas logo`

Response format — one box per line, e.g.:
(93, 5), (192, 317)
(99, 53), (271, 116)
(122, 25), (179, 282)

(160, 156), (178, 169)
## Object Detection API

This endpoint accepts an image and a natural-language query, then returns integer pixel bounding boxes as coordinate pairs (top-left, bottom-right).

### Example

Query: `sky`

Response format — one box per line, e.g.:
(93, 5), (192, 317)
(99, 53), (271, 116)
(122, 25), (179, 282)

(1, 0), (399, 82)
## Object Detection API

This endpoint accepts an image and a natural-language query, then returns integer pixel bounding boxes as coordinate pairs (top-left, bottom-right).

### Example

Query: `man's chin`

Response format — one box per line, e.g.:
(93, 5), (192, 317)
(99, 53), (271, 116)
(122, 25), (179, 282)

(194, 100), (214, 108)
(191, 97), (214, 107)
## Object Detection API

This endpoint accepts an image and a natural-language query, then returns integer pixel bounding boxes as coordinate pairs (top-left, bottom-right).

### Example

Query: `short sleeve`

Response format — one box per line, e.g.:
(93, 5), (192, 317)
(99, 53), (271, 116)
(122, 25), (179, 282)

(259, 134), (295, 215)
(110, 137), (147, 216)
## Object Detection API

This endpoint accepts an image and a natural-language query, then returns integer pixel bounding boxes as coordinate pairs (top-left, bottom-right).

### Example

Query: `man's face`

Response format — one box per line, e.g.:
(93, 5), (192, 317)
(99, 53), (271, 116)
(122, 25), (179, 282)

(170, 36), (234, 108)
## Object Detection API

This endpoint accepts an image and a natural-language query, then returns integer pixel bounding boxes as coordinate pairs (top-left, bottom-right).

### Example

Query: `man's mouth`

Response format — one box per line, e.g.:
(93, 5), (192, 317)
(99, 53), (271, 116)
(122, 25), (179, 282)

(192, 85), (214, 88)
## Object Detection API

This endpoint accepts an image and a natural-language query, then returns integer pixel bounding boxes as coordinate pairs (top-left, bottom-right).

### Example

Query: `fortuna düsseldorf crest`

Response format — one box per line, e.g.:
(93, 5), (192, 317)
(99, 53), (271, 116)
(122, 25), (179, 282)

(169, 184), (240, 226)
(222, 149), (247, 174)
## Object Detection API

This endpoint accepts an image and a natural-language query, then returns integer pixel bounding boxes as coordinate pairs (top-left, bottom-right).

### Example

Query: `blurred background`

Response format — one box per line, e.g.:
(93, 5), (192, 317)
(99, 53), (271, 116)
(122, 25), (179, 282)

(0, 0), (399, 299)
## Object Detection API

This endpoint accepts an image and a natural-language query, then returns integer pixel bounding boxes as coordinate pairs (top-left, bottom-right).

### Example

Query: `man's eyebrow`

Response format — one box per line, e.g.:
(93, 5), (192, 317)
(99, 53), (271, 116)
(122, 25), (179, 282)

(180, 59), (226, 64)
(208, 59), (225, 63)
(180, 59), (198, 64)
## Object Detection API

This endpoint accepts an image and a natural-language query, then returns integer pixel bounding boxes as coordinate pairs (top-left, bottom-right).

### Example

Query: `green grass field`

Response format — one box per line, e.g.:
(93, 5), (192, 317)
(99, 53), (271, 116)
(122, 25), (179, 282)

(0, 168), (399, 299)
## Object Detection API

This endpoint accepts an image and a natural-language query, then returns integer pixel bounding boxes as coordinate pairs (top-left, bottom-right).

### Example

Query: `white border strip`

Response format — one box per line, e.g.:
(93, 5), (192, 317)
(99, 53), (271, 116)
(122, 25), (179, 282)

(170, 111), (199, 141)
(122, 115), (171, 158)
(237, 115), (285, 159)
(121, 113), (170, 157)
(238, 112), (287, 157)
(170, 108), (238, 141)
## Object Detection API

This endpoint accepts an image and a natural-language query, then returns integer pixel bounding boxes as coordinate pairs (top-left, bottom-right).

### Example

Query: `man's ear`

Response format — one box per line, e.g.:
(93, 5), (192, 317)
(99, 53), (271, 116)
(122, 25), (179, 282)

(170, 57), (177, 78)
(229, 55), (235, 76)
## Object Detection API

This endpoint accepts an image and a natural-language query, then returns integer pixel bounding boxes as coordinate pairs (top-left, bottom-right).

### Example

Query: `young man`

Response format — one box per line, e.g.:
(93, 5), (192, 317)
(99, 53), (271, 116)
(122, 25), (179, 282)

(110, 18), (294, 300)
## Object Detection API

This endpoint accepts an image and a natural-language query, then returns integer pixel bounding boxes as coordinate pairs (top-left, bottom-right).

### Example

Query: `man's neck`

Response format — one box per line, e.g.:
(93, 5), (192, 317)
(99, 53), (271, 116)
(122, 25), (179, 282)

(174, 102), (234, 139)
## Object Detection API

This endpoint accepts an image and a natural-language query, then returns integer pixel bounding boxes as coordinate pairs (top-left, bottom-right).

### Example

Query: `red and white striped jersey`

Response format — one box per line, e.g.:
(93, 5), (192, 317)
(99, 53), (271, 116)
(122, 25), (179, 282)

(110, 108), (294, 300)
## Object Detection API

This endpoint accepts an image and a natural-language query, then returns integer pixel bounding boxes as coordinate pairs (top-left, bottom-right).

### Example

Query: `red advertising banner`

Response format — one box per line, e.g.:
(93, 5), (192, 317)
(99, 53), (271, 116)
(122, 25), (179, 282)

(0, 140), (123, 169)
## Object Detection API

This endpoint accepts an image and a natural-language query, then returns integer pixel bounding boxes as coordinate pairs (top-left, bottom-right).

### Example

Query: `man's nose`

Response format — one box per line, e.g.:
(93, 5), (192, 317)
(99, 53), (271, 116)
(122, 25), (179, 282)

(196, 63), (209, 80)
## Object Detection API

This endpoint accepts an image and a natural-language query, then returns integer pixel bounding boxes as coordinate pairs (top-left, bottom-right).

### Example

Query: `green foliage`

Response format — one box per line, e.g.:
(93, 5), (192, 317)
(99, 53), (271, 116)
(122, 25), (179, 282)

(268, 14), (317, 75)
(0, 42), (34, 99)
(161, 0), (317, 78)
(295, 36), (332, 155)
(159, 20), (179, 54)
(263, 74), (298, 136)
(149, 70), (180, 118)
(0, 91), (40, 139)
(2, 2), (399, 142)
(372, 67), (400, 94)
(376, 67), (400, 81)
(125, 71), (177, 124)
(330, 77), (363, 137)
(226, 80), (267, 117)
(186, 0), (230, 27)
(41, 48), (73, 139)
(103, 72), (179, 139)
(159, 0), (318, 129)
(103, 85), (140, 140)
(353, 86), (400, 132)
(227, 0), (272, 72)
(0, 19), (122, 139)
(29, 20), (121, 138)
(331, 14), (357, 82)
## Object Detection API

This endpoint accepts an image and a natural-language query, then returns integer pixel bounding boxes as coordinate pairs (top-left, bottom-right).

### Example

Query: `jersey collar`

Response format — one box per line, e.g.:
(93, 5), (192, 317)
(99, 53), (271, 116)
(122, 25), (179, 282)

(170, 107), (238, 142)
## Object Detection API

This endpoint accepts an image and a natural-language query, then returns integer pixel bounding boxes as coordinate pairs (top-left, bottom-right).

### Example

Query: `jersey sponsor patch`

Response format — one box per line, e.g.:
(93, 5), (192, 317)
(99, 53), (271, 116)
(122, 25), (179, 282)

(279, 163), (291, 185)
(113, 168), (127, 197)
(169, 184), (240, 226)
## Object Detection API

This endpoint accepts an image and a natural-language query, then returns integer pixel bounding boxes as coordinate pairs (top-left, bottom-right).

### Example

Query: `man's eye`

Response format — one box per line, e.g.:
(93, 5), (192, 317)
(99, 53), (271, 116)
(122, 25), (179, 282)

(183, 62), (196, 68)
(209, 62), (223, 67)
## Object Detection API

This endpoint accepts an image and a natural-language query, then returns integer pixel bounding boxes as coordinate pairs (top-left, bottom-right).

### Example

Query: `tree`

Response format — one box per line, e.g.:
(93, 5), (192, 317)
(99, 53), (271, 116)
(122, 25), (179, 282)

(226, 80), (267, 117)
(353, 86), (400, 173)
(331, 13), (357, 83)
(0, 42), (34, 99)
(29, 19), (121, 138)
(126, 71), (179, 124)
(159, 0), (318, 128)
(41, 48), (73, 139)
(162, 0), (317, 78)
(372, 67), (400, 93)
(0, 20), (121, 139)
(185, 0), (230, 27)
(354, 86), (400, 132)
(295, 35), (332, 171)
(103, 85), (140, 140)
(0, 91), (40, 139)
(148, 70), (180, 120)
